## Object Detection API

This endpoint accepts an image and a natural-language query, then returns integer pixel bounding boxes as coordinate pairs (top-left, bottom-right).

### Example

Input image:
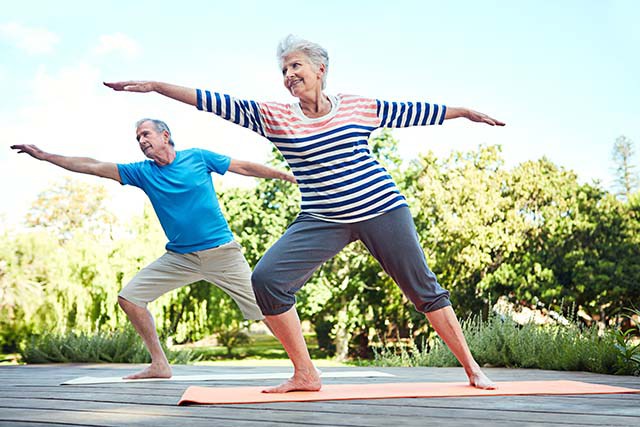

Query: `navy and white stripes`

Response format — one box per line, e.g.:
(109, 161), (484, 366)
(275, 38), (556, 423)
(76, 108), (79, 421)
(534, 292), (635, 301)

(196, 90), (446, 223)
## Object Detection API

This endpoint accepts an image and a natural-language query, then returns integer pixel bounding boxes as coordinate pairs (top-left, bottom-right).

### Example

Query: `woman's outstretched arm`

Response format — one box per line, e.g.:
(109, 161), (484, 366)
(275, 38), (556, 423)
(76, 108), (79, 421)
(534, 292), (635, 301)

(104, 81), (197, 107)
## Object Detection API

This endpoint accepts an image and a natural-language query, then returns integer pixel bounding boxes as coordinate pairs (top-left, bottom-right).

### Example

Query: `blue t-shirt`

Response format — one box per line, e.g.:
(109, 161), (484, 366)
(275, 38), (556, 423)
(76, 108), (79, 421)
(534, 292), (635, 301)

(117, 148), (234, 253)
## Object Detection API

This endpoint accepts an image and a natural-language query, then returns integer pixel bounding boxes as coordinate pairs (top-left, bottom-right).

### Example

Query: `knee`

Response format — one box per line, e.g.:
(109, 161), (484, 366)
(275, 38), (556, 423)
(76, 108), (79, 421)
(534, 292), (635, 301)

(118, 295), (135, 312)
(117, 295), (127, 309)
(251, 263), (295, 315)
(251, 264), (271, 296)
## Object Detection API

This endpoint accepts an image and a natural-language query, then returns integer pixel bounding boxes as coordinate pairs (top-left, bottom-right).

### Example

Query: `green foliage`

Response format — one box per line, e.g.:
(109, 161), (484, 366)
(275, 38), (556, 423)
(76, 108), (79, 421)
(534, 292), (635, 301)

(611, 307), (640, 375)
(219, 147), (299, 268)
(2, 134), (640, 364)
(404, 145), (511, 315)
(21, 327), (194, 364)
(157, 281), (248, 344)
(186, 333), (328, 361)
(26, 177), (116, 242)
(367, 313), (633, 376)
(217, 328), (251, 356)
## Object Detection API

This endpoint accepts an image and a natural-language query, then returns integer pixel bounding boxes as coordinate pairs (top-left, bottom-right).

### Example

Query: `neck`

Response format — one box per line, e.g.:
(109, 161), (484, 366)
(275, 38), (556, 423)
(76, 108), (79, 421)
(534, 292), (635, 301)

(152, 148), (176, 166)
(298, 90), (331, 118)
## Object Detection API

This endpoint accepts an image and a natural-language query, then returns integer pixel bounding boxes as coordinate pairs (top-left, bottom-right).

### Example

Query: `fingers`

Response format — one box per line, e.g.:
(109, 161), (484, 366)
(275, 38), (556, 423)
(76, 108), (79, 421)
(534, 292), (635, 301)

(103, 81), (152, 92)
(470, 110), (506, 127)
(484, 116), (506, 126)
(103, 81), (137, 91)
(10, 144), (30, 154)
(103, 81), (127, 91)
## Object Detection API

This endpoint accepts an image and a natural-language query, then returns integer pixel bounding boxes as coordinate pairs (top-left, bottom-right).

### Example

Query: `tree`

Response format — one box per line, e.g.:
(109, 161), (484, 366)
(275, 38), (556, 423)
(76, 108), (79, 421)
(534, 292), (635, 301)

(404, 145), (513, 316)
(25, 177), (116, 242)
(611, 135), (639, 201)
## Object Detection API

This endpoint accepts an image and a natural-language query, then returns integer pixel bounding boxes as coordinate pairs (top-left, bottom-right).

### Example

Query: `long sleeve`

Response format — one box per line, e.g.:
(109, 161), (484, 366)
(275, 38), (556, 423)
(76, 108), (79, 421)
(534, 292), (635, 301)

(376, 99), (447, 128)
(195, 89), (267, 137)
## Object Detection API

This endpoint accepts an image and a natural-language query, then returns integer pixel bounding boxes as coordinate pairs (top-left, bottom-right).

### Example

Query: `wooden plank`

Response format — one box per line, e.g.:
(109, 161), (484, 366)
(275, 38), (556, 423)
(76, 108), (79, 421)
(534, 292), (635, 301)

(1, 365), (639, 427)
(1, 394), (639, 426)
(0, 407), (309, 427)
(0, 400), (633, 427)
(245, 395), (640, 416)
(4, 385), (640, 411)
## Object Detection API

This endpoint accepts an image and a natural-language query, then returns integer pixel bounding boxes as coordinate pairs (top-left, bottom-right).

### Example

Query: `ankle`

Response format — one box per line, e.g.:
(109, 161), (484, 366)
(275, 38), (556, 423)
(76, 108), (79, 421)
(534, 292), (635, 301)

(296, 366), (320, 377)
(464, 362), (482, 376)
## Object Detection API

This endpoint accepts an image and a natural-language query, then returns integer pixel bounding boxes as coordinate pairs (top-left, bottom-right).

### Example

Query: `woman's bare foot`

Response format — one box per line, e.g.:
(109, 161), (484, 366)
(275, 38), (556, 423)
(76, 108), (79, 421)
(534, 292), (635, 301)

(467, 369), (496, 390)
(123, 363), (172, 380)
(262, 368), (321, 393)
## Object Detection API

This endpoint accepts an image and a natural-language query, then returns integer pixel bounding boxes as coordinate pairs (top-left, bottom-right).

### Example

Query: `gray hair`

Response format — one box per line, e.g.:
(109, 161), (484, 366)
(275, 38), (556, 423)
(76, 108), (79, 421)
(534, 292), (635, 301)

(135, 118), (174, 146)
(277, 34), (329, 89)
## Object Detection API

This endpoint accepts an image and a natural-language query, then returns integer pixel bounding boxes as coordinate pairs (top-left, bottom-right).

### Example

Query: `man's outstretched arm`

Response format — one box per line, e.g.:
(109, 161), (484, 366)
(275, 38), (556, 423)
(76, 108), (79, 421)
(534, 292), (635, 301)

(103, 81), (197, 108)
(11, 144), (121, 183)
(228, 159), (296, 184)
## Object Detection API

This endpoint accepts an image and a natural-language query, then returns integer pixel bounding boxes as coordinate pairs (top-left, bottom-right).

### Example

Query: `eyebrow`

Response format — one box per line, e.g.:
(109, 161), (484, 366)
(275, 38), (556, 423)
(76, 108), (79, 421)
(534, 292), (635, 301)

(136, 131), (148, 142)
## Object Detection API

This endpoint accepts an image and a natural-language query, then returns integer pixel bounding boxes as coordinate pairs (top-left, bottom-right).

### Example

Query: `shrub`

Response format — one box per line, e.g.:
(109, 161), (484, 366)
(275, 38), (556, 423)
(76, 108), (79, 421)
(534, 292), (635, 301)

(20, 327), (195, 364)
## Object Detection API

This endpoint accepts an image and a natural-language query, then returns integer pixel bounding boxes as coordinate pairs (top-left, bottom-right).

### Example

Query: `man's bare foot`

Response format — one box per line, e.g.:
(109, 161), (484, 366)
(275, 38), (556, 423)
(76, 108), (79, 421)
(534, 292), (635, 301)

(262, 368), (321, 393)
(123, 363), (172, 380)
(468, 369), (496, 390)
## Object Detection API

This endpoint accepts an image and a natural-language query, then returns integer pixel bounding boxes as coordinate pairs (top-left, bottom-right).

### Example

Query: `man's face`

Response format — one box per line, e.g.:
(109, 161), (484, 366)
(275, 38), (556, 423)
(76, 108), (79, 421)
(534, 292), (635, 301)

(135, 121), (168, 159)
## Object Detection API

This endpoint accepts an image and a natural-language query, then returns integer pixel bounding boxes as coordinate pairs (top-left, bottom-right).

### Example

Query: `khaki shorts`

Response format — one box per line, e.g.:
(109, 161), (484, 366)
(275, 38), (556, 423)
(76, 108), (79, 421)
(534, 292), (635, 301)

(119, 240), (263, 320)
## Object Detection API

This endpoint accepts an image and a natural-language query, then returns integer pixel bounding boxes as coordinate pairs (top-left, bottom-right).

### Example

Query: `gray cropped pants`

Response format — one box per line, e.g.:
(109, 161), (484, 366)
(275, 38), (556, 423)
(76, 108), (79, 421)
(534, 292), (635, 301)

(251, 206), (451, 316)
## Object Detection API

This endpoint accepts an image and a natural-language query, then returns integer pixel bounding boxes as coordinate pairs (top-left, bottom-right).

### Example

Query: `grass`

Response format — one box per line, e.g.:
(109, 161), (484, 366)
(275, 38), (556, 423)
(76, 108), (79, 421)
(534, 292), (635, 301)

(180, 333), (333, 362)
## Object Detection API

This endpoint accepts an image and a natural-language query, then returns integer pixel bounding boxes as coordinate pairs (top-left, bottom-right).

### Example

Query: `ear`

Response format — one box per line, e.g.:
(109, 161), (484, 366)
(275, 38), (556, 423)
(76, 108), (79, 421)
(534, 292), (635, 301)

(317, 63), (326, 79)
(162, 130), (170, 144)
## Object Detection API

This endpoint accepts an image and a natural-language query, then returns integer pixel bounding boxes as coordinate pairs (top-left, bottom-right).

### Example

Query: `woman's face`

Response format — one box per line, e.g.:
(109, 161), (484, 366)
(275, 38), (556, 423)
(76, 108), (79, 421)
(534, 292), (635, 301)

(282, 52), (324, 98)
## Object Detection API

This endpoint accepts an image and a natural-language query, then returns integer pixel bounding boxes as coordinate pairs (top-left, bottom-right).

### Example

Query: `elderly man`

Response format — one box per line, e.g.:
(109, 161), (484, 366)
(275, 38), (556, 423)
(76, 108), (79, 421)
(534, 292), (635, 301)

(11, 118), (295, 379)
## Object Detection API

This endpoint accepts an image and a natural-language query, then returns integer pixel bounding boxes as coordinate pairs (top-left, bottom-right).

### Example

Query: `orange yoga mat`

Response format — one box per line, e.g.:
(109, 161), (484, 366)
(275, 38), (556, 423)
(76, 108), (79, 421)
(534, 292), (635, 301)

(178, 380), (640, 405)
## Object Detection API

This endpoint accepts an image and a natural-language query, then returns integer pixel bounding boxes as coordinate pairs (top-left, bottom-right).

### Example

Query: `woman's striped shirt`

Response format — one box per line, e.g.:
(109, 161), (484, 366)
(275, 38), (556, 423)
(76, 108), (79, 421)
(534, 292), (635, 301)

(196, 90), (446, 223)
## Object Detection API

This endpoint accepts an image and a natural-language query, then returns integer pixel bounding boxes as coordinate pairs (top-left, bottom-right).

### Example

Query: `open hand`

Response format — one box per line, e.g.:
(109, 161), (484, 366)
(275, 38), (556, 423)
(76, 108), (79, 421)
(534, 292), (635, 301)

(11, 144), (47, 160)
(103, 81), (155, 92)
(466, 109), (505, 126)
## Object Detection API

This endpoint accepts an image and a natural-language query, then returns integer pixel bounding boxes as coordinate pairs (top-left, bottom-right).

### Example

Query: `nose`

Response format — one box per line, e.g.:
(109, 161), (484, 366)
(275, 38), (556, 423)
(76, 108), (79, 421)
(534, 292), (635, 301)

(285, 68), (296, 79)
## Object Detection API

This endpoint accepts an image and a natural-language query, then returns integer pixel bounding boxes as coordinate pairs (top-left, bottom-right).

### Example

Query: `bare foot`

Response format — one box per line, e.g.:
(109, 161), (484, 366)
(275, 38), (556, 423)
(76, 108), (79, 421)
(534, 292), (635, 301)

(468, 369), (496, 390)
(262, 368), (321, 393)
(123, 363), (172, 380)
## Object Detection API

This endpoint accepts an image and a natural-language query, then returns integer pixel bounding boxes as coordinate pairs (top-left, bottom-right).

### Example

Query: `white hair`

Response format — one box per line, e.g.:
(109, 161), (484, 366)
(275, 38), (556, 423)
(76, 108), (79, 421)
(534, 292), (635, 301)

(277, 34), (329, 89)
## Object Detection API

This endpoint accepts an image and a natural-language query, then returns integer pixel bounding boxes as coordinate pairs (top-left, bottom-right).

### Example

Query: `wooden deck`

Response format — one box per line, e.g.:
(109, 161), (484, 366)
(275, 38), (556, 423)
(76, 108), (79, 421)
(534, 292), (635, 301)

(1, 364), (638, 426)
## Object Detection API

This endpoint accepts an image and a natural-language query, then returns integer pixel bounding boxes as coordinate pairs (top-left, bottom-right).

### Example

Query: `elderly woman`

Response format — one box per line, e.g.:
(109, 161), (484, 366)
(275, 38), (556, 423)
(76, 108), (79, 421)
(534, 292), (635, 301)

(105, 34), (505, 393)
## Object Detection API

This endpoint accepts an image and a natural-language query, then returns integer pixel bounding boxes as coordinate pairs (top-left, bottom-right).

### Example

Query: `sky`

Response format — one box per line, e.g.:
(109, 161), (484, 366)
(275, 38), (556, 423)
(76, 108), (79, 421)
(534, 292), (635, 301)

(1, 0), (639, 229)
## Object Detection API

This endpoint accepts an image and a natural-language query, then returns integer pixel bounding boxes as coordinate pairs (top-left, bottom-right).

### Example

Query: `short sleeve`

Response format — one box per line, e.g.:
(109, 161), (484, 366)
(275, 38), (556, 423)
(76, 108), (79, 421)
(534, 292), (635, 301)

(117, 162), (145, 187)
(198, 149), (231, 175)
